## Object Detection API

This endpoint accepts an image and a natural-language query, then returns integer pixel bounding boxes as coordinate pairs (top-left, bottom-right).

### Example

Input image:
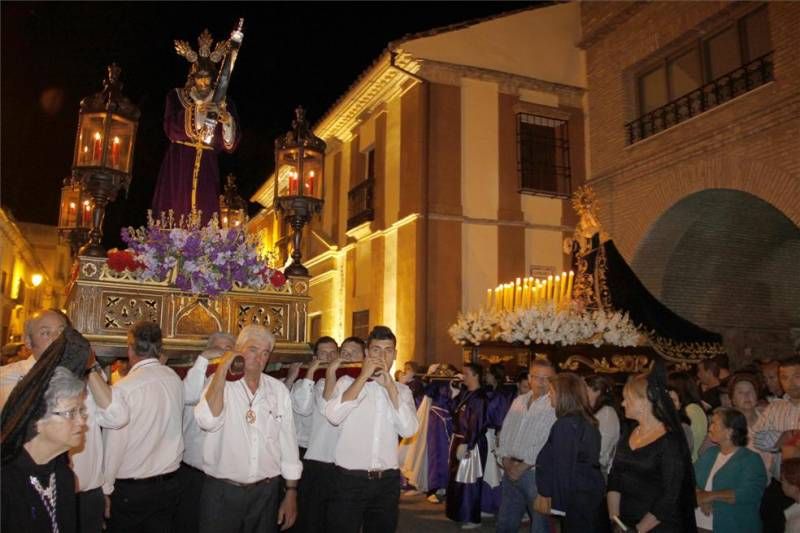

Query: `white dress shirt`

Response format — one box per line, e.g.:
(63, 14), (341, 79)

(181, 357), (210, 470)
(324, 376), (419, 471)
(304, 378), (340, 464)
(290, 378), (315, 448)
(195, 373), (302, 484)
(0, 356), (35, 409)
(103, 358), (184, 495)
(595, 405), (620, 476)
(71, 372), (130, 492)
(497, 391), (556, 466)
(752, 395), (800, 479)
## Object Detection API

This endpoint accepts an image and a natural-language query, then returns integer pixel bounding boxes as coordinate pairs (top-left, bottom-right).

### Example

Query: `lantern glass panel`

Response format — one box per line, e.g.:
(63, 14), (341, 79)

(277, 149), (299, 196)
(300, 150), (323, 200)
(58, 184), (81, 229)
(106, 115), (135, 172)
(75, 113), (107, 167)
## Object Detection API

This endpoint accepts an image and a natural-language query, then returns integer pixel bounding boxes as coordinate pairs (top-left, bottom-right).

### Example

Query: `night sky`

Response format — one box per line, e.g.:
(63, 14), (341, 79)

(1, 1), (534, 248)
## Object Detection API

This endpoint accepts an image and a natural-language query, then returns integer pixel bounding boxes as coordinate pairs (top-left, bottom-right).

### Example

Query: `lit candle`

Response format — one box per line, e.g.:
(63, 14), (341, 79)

(82, 145), (89, 163)
(522, 281), (530, 309)
(554, 276), (561, 305)
(290, 171), (298, 195)
(494, 287), (502, 311)
(566, 271), (574, 302)
(560, 271), (568, 301)
(515, 286), (522, 310)
(486, 289), (492, 310)
(92, 132), (102, 162)
(111, 136), (120, 167)
(306, 170), (315, 196)
(546, 275), (553, 302)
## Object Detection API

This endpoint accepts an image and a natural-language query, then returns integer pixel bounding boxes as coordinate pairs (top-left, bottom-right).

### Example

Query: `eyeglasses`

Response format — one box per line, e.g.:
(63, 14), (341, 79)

(51, 407), (89, 421)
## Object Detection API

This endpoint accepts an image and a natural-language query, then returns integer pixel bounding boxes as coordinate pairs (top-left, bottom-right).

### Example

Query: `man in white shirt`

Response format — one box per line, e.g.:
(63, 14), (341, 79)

(289, 338), (332, 456)
(175, 331), (235, 533)
(495, 358), (557, 533)
(293, 336), (365, 533)
(0, 309), (129, 533)
(195, 325), (302, 533)
(324, 326), (419, 533)
(103, 321), (184, 533)
(753, 356), (800, 533)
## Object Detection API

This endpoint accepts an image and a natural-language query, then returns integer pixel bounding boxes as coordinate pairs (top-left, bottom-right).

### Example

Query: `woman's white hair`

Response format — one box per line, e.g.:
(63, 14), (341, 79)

(43, 367), (85, 415)
(235, 325), (275, 352)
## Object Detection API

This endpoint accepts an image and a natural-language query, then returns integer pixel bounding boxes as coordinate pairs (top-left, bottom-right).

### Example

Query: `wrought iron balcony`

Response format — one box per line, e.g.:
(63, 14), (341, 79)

(347, 178), (374, 230)
(626, 52), (773, 145)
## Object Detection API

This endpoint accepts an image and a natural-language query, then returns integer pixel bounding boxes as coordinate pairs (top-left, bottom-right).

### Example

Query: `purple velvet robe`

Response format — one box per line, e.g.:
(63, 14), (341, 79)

(151, 89), (240, 224)
(424, 381), (454, 492)
(480, 385), (513, 514)
(446, 387), (490, 524)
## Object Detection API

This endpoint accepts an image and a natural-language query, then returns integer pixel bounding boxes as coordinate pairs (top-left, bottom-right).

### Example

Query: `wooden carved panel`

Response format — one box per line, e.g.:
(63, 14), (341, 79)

(103, 293), (161, 332)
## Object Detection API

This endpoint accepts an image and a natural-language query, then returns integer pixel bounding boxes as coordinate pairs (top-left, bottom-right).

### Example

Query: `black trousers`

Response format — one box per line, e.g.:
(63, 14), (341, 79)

(198, 475), (281, 533)
(761, 477), (794, 533)
(108, 473), (181, 533)
(291, 459), (335, 533)
(77, 487), (105, 533)
(174, 463), (205, 533)
(326, 467), (401, 533)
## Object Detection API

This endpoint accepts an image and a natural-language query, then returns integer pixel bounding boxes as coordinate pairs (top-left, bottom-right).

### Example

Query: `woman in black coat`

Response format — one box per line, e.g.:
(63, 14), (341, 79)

(535, 372), (606, 532)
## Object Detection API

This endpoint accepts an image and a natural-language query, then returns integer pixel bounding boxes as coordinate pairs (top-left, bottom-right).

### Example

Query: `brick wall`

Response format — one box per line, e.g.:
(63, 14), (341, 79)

(582, 1), (800, 364)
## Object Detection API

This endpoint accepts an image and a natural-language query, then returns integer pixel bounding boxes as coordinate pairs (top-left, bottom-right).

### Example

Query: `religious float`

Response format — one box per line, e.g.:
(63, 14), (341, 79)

(448, 186), (726, 376)
(60, 21), (318, 366)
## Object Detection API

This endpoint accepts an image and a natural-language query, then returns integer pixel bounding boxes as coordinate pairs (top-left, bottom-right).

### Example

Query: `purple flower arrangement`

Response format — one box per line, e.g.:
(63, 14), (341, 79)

(121, 213), (283, 297)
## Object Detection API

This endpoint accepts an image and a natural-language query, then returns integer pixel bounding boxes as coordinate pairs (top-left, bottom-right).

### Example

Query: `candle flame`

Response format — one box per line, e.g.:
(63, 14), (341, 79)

(69, 202), (76, 209)
(94, 132), (101, 140)
(113, 136), (120, 144)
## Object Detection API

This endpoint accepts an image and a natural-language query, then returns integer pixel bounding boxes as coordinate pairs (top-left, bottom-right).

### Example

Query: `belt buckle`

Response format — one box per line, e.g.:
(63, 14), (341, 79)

(367, 469), (382, 480)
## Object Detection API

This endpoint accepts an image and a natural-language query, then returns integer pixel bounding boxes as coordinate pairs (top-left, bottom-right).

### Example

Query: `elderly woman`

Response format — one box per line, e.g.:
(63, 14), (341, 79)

(728, 373), (772, 474)
(2, 366), (87, 533)
(535, 372), (605, 531)
(694, 408), (767, 533)
(607, 370), (696, 532)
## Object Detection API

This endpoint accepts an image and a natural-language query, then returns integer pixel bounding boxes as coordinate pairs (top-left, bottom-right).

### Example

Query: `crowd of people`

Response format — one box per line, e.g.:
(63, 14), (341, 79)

(0, 308), (798, 533)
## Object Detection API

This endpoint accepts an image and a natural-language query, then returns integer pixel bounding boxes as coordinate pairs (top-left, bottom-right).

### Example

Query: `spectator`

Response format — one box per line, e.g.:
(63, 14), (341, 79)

(728, 373), (772, 474)
(694, 408), (767, 533)
(759, 359), (784, 403)
(780, 458), (800, 533)
(535, 372), (605, 531)
(607, 369), (697, 532)
(697, 359), (724, 411)
(585, 374), (621, 478)
(668, 371), (708, 461)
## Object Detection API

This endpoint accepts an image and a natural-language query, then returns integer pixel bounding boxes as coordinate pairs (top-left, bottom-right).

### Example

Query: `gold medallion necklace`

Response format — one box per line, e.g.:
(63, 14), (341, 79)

(241, 380), (257, 424)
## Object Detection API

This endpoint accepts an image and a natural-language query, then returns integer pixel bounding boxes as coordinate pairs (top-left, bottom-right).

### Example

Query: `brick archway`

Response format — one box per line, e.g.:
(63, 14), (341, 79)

(598, 156), (800, 262)
(592, 155), (800, 364)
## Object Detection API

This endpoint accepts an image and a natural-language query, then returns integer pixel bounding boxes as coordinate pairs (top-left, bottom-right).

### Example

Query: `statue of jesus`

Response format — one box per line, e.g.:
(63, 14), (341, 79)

(151, 29), (241, 224)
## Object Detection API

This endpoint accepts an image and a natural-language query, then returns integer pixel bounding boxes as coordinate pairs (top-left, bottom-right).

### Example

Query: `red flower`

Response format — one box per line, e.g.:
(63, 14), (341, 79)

(106, 249), (142, 273)
(269, 270), (286, 287)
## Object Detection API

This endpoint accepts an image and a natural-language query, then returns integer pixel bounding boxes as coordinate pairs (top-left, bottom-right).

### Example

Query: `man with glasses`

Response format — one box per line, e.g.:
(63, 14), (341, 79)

(194, 324), (302, 533)
(324, 326), (419, 533)
(495, 358), (557, 533)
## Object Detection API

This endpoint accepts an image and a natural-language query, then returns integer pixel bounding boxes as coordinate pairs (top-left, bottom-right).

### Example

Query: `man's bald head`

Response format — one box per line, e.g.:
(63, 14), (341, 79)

(23, 309), (68, 359)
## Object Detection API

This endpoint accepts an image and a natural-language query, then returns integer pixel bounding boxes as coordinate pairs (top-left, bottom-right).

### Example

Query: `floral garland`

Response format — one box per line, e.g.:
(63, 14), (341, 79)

(449, 303), (642, 347)
(117, 215), (285, 297)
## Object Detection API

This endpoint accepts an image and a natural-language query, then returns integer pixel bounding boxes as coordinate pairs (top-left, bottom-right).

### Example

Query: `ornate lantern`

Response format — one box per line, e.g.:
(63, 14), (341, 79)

(219, 174), (248, 228)
(273, 106), (326, 277)
(57, 176), (93, 255)
(72, 63), (140, 257)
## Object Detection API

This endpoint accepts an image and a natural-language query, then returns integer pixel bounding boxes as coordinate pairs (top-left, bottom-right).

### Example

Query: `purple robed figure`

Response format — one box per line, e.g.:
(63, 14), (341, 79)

(480, 384), (513, 514)
(151, 88), (240, 224)
(446, 387), (490, 525)
(424, 381), (454, 493)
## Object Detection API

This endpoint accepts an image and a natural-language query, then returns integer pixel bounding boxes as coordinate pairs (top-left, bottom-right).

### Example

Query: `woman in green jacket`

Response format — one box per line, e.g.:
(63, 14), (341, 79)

(694, 407), (767, 533)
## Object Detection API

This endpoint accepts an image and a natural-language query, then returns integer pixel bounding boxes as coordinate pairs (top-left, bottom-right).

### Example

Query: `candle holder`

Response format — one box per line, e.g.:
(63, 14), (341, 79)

(71, 64), (140, 257)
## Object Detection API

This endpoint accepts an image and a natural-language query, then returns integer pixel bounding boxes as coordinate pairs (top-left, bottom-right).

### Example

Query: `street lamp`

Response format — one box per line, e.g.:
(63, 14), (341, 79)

(219, 174), (247, 229)
(57, 176), (93, 256)
(72, 63), (140, 257)
(273, 106), (326, 277)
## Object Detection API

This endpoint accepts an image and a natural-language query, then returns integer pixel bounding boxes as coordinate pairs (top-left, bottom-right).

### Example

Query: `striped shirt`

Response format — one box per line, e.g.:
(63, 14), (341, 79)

(752, 395), (800, 478)
(497, 391), (556, 466)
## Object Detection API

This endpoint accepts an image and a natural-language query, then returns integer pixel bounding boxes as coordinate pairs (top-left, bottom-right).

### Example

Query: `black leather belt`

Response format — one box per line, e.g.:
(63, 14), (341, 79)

(210, 474), (278, 488)
(337, 466), (400, 480)
(116, 469), (178, 485)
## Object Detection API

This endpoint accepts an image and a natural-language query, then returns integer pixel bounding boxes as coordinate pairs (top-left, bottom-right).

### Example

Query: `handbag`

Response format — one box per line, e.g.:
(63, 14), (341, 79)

(455, 449), (483, 484)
